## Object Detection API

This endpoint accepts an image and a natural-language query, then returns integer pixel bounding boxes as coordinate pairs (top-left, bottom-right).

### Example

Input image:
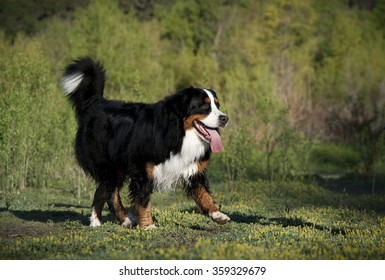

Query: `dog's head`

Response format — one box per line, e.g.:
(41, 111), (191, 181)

(173, 87), (228, 153)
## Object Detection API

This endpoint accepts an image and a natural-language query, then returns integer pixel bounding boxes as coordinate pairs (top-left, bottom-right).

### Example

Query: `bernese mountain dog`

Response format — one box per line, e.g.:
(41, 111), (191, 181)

(62, 57), (230, 229)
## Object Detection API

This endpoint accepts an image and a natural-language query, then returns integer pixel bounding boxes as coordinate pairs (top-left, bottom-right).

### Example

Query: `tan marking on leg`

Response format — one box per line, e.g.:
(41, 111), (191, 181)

(135, 202), (154, 228)
(191, 185), (230, 225)
(146, 163), (155, 179)
(112, 187), (129, 224)
(191, 185), (218, 214)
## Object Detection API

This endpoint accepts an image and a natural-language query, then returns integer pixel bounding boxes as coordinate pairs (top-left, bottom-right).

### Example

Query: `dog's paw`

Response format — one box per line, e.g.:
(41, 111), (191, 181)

(143, 224), (157, 230)
(89, 217), (102, 227)
(121, 212), (138, 228)
(210, 211), (230, 225)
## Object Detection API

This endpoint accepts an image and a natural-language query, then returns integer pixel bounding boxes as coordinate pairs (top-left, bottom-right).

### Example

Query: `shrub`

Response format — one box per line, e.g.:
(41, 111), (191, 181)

(0, 38), (54, 203)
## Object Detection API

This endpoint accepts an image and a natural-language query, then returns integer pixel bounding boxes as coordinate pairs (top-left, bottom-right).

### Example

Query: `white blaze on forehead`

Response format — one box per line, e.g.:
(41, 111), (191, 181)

(201, 89), (226, 127)
(203, 89), (223, 113)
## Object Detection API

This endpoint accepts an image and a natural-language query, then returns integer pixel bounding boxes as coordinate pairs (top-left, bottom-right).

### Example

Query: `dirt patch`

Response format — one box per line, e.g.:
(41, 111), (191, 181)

(0, 217), (61, 239)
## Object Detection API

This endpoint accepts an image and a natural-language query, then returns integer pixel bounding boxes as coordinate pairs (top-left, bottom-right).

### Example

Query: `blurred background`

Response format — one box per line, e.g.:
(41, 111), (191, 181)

(1, 0), (384, 206)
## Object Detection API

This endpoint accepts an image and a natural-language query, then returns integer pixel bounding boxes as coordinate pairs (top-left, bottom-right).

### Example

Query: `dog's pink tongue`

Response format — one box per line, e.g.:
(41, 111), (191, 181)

(207, 129), (223, 153)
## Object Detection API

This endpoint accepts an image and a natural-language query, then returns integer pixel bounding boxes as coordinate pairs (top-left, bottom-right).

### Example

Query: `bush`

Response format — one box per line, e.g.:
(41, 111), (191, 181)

(309, 143), (361, 174)
(0, 38), (54, 202)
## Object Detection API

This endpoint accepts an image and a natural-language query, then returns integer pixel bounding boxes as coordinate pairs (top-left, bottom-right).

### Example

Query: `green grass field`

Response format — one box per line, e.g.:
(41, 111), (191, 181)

(1, 179), (384, 260)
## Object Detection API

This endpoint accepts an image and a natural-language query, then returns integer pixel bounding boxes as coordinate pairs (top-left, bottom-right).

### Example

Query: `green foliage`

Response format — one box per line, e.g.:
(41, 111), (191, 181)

(0, 38), (54, 202)
(372, 0), (385, 34)
(155, 0), (224, 52)
(0, 0), (88, 39)
(210, 122), (253, 184)
(309, 143), (361, 174)
(41, 0), (168, 102)
(0, 36), (92, 207)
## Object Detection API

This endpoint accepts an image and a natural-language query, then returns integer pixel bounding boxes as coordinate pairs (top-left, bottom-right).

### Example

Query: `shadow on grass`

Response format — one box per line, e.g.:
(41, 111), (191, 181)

(178, 207), (348, 235)
(230, 212), (348, 236)
(1, 205), (131, 227)
(1, 208), (89, 225)
(1, 207), (350, 236)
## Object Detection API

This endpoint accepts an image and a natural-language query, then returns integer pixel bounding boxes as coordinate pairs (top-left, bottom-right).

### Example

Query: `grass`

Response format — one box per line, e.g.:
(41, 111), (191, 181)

(1, 179), (384, 260)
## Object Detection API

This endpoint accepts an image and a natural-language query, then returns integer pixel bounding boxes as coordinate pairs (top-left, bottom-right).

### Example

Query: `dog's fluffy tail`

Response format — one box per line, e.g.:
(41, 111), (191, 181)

(61, 57), (105, 114)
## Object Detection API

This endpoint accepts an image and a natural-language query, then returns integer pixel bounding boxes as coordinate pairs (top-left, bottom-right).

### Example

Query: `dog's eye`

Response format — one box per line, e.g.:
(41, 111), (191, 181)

(201, 103), (210, 110)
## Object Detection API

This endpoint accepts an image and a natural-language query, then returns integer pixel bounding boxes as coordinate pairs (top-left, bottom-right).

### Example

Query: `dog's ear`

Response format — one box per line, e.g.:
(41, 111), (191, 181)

(168, 87), (195, 118)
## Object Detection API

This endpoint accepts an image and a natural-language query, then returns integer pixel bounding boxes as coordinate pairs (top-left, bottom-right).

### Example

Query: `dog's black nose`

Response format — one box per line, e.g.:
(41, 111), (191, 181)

(219, 115), (229, 127)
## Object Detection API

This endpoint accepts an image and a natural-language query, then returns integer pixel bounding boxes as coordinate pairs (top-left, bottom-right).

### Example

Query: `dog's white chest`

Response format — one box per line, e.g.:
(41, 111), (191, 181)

(153, 130), (207, 190)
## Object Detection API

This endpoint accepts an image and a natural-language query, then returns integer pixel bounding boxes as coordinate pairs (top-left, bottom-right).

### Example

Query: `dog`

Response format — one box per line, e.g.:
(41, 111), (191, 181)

(61, 57), (230, 229)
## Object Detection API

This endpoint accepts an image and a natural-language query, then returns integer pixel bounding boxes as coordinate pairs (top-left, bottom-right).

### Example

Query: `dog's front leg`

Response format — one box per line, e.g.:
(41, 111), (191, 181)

(187, 174), (230, 225)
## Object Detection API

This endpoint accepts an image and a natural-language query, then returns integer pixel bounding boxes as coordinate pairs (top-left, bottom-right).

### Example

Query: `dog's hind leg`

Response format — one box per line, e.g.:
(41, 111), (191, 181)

(90, 183), (107, 227)
(134, 202), (155, 230)
(130, 179), (155, 229)
(107, 183), (137, 228)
